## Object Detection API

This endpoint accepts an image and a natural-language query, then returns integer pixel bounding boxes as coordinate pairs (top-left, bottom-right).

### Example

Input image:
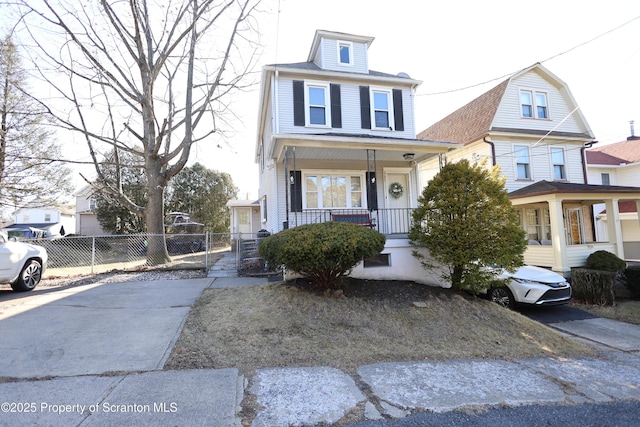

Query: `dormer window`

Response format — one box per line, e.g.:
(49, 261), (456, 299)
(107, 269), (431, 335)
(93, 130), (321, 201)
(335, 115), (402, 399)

(337, 41), (353, 66)
(520, 89), (549, 119)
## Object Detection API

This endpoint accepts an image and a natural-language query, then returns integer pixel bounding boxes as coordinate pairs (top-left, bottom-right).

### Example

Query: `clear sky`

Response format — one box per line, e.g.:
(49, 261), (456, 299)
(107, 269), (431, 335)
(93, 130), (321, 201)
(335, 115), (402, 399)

(192, 0), (640, 200)
(5, 1), (640, 201)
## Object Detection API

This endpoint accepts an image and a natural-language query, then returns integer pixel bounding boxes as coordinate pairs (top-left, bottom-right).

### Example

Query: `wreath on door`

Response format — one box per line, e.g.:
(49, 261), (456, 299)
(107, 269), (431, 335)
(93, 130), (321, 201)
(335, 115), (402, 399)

(388, 182), (404, 199)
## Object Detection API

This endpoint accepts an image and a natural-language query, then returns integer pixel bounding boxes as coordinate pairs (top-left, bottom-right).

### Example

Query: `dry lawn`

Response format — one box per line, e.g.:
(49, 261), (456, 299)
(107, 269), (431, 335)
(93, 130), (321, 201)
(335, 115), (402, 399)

(573, 299), (640, 325)
(166, 279), (594, 375)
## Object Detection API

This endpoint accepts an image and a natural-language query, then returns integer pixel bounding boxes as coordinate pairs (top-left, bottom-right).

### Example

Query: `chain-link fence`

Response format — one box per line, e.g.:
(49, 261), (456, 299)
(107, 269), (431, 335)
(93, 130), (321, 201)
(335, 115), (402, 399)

(22, 233), (231, 278)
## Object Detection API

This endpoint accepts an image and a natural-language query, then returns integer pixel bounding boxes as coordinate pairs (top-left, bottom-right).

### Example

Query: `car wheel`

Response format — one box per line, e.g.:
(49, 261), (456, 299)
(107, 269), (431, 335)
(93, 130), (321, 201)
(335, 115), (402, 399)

(489, 286), (515, 309)
(11, 259), (43, 292)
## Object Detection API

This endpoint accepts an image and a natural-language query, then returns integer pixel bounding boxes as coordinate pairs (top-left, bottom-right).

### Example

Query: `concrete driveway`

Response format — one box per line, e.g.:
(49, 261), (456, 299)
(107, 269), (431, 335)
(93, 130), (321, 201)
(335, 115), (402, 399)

(0, 278), (212, 378)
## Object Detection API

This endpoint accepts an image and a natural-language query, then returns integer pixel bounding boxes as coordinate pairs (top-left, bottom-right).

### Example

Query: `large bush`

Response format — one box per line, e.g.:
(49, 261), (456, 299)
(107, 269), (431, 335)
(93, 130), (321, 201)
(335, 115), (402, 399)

(586, 250), (627, 272)
(259, 222), (386, 289)
(409, 159), (526, 293)
(571, 268), (616, 305)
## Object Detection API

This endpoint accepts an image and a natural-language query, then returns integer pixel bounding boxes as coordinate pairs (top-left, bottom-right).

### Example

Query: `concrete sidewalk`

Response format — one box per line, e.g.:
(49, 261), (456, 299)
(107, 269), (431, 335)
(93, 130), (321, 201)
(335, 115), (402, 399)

(2, 265), (640, 426)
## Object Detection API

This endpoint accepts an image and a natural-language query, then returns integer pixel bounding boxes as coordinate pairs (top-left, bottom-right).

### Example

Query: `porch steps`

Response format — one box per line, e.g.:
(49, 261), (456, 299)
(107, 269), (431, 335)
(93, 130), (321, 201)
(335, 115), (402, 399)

(238, 238), (281, 278)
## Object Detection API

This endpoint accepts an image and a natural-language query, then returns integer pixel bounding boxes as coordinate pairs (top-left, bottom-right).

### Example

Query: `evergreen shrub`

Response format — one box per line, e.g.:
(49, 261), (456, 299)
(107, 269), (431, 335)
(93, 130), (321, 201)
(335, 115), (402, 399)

(259, 222), (386, 289)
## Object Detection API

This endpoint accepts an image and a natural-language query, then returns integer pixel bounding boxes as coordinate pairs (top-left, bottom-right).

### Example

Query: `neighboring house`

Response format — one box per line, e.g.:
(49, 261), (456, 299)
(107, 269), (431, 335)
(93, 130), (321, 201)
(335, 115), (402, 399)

(254, 30), (458, 284)
(227, 200), (262, 237)
(417, 63), (640, 275)
(4, 205), (76, 239)
(586, 126), (640, 259)
(74, 185), (107, 236)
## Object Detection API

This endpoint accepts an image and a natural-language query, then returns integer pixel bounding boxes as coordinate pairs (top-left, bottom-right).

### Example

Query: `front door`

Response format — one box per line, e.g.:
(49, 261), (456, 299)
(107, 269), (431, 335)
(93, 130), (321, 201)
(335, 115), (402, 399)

(565, 208), (584, 245)
(385, 172), (410, 234)
(237, 207), (252, 235)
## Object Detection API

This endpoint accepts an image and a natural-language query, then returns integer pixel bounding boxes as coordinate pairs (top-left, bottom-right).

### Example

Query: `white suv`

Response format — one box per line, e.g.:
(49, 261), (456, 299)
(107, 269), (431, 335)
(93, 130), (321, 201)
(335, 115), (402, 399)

(0, 232), (48, 292)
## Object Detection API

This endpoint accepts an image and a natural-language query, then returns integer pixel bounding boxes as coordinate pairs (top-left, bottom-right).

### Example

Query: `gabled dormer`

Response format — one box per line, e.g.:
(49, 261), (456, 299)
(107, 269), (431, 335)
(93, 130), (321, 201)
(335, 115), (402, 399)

(307, 30), (374, 74)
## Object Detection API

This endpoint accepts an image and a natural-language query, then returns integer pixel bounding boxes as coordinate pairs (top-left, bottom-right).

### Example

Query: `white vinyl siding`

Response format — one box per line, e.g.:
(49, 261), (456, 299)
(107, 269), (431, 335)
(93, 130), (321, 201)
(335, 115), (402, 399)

(492, 71), (586, 134)
(275, 76), (415, 138)
(316, 38), (369, 73)
(494, 141), (585, 192)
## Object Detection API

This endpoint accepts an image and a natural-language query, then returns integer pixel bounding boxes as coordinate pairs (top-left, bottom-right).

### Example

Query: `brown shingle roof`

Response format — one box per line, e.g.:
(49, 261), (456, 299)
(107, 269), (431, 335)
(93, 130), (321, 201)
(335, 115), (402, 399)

(585, 150), (628, 165)
(417, 79), (509, 145)
(588, 139), (640, 164)
(508, 180), (640, 199)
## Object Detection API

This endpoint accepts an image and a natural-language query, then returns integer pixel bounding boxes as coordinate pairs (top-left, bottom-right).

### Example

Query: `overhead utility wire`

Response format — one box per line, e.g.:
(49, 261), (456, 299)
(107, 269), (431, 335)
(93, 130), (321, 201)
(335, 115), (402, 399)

(418, 15), (640, 97)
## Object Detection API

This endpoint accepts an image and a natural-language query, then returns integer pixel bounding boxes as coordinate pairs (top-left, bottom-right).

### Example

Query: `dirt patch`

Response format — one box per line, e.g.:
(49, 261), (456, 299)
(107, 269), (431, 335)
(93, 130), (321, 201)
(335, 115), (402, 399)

(166, 278), (595, 376)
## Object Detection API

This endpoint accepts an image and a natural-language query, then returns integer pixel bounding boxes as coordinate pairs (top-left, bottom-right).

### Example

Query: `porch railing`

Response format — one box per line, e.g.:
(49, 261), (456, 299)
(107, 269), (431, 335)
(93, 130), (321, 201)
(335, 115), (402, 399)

(286, 208), (414, 235)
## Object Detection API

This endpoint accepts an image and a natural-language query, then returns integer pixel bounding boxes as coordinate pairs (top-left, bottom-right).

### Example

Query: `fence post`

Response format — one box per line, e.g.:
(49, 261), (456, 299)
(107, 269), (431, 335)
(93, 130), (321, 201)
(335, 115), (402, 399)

(204, 231), (209, 269)
(91, 236), (96, 274)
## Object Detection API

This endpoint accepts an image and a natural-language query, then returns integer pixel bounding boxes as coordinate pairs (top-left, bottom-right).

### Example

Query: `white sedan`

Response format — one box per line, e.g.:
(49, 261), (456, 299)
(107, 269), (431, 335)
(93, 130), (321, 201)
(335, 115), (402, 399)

(487, 265), (571, 309)
(0, 232), (48, 292)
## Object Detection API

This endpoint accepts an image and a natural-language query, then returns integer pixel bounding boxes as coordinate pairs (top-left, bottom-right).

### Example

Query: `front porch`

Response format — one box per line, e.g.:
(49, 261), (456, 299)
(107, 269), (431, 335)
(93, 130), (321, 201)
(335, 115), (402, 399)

(509, 180), (640, 276)
(284, 208), (413, 235)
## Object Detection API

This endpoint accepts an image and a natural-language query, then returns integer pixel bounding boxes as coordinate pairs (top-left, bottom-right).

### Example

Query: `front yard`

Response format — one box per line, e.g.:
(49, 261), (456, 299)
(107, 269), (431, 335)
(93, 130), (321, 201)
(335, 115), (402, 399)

(165, 278), (595, 375)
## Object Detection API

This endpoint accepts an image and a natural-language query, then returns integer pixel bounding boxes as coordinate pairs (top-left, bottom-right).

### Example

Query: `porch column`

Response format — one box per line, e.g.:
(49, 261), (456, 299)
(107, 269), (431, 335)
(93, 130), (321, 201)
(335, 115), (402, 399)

(548, 199), (568, 274)
(605, 198), (625, 260)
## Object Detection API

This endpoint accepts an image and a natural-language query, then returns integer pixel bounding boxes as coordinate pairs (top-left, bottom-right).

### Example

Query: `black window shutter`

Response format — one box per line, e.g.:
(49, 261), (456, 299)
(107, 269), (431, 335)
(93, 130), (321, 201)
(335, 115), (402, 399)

(366, 172), (378, 211)
(293, 80), (305, 126)
(289, 170), (302, 212)
(393, 89), (404, 132)
(359, 86), (371, 129)
(330, 84), (342, 128)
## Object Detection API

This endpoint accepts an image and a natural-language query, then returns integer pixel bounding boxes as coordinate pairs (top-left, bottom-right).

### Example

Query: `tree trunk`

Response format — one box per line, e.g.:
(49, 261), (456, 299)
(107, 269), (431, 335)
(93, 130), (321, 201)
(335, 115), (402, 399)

(145, 161), (170, 265)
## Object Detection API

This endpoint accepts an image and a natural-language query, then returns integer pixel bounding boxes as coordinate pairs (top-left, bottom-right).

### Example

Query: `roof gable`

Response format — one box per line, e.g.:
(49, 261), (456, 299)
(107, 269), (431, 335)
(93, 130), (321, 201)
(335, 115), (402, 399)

(418, 63), (594, 145)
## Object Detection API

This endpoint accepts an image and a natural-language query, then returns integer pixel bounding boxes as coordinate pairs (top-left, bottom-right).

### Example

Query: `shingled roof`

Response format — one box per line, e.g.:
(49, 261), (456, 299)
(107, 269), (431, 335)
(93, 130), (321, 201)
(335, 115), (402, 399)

(587, 139), (640, 164)
(416, 79), (509, 144)
(585, 150), (628, 166)
(508, 180), (640, 199)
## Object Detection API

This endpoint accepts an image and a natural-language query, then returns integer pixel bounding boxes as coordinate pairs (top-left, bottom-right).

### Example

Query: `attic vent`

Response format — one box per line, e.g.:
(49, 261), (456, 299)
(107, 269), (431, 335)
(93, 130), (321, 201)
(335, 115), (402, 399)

(397, 72), (410, 78)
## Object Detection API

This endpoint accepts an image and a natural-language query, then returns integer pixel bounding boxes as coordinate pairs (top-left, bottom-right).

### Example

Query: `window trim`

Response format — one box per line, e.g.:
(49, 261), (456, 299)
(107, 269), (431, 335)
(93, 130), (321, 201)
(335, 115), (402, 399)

(304, 81), (331, 128)
(370, 87), (394, 131)
(550, 147), (567, 181)
(337, 40), (354, 66)
(514, 144), (533, 181)
(301, 170), (367, 209)
(601, 172), (611, 186)
(519, 88), (550, 119)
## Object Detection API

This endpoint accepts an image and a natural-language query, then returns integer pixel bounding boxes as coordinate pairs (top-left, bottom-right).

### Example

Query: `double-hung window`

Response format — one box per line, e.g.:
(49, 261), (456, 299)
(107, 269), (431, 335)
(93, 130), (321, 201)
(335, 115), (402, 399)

(338, 41), (353, 66)
(551, 147), (566, 180)
(371, 88), (393, 130)
(304, 173), (363, 209)
(305, 82), (330, 126)
(514, 145), (532, 180)
(520, 89), (549, 119)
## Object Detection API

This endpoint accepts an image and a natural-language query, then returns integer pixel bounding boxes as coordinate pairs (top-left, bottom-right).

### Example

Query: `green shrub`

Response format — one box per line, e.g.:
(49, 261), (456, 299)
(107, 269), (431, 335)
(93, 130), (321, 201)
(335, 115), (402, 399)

(571, 268), (616, 305)
(259, 222), (386, 289)
(624, 264), (640, 299)
(586, 250), (627, 272)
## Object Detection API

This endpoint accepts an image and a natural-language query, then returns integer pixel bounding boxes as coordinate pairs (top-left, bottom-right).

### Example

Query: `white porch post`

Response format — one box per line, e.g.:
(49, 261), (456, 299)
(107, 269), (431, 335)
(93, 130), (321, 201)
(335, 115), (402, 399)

(605, 198), (625, 260)
(548, 199), (568, 274)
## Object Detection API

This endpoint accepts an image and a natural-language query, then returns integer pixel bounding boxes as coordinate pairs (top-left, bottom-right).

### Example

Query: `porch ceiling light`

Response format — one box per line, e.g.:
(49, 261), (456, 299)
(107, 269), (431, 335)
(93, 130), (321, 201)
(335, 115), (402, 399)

(403, 153), (415, 160)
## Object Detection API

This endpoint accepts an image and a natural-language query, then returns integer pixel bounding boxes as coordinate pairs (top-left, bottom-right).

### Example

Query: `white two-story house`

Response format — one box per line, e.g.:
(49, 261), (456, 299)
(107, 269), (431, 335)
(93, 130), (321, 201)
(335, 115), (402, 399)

(255, 30), (457, 284)
(417, 63), (640, 275)
(586, 126), (640, 259)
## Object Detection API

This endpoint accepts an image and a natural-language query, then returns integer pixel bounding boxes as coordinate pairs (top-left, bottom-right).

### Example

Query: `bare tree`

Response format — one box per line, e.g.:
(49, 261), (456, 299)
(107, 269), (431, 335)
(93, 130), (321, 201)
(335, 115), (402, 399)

(0, 33), (73, 211)
(10, 0), (262, 263)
